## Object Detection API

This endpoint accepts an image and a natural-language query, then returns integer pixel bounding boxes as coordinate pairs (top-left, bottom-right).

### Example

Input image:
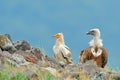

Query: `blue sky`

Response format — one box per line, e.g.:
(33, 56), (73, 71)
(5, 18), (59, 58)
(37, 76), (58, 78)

(0, 0), (120, 68)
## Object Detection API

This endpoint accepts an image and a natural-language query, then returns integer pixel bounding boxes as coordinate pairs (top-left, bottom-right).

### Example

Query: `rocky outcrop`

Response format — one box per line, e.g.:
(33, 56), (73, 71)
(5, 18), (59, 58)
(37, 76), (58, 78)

(7, 54), (29, 67)
(0, 34), (16, 53)
(13, 40), (31, 51)
(0, 34), (119, 80)
(26, 47), (44, 61)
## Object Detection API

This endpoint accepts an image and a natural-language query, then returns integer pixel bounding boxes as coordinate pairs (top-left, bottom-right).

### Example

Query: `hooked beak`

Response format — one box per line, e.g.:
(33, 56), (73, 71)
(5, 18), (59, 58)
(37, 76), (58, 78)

(86, 31), (91, 35)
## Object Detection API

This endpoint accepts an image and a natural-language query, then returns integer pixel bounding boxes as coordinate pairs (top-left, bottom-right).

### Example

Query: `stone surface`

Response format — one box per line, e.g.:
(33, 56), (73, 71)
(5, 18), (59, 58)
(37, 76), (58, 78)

(14, 50), (39, 63)
(2, 51), (11, 58)
(13, 40), (31, 51)
(26, 47), (44, 61)
(4, 34), (12, 42)
(24, 54), (38, 63)
(24, 69), (39, 80)
(44, 55), (62, 69)
(0, 34), (16, 53)
(8, 54), (29, 67)
(78, 60), (100, 75)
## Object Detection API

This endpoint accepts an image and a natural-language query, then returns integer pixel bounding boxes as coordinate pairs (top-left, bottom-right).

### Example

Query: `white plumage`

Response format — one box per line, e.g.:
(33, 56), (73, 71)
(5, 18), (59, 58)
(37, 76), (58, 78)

(88, 28), (103, 48)
(53, 33), (73, 65)
(87, 28), (103, 56)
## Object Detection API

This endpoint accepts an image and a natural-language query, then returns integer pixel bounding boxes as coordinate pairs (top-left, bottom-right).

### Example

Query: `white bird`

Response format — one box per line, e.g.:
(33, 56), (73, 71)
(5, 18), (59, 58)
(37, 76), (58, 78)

(53, 33), (73, 65)
(80, 28), (108, 68)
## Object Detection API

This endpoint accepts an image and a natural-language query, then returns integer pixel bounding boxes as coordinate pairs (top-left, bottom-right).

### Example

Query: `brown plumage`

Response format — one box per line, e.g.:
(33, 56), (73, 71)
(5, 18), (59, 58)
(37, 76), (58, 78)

(80, 47), (108, 68)
(80, 28), (108, 68)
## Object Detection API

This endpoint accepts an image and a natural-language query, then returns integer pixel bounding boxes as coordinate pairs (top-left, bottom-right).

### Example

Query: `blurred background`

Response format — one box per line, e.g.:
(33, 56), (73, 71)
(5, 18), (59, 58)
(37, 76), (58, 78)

(0, 0), (120, 68)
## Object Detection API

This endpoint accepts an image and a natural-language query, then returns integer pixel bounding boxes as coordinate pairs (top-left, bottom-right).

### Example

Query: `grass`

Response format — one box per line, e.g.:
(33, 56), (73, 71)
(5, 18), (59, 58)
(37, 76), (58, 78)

(0, 70), (29, 80)
(15, 72), (29, 80)
(0, 63), (55, 80)
(0, 68), (55, 80)
(45, 72), (55, 80)
(0, 65), (119, 80)
(78, 70), (90, 80)
(0, 60), (120, 80)
(0, 64), (29, 80)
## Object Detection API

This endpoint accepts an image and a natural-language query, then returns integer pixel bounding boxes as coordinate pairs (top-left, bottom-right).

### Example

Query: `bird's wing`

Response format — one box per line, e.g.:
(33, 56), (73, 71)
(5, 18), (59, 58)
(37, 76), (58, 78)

(101, 48), (108, 68)
(80, 47), (91, 63)
(79, 49), (84, 62)
(60, 45), (73, 63)
(60, 45), (71, 57)
(53, 45), (57, 58)
(64, 45), (71, 52)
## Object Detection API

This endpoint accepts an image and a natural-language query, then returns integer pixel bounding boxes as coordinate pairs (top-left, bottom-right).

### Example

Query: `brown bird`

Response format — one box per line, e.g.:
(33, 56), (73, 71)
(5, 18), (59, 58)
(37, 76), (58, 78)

(80, 28), (108, 68)
(53, 33), (73, 65)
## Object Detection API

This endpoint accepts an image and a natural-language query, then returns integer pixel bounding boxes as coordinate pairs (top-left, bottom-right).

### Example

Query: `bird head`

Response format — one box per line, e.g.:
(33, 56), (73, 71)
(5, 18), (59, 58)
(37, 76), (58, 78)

(53, 33), (63, 39)
(86, 28), (101, 37)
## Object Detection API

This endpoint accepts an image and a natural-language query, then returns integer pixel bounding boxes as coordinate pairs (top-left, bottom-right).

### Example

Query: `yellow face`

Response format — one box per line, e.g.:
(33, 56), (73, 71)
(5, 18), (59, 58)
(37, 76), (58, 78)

(53, 33), (62, 39)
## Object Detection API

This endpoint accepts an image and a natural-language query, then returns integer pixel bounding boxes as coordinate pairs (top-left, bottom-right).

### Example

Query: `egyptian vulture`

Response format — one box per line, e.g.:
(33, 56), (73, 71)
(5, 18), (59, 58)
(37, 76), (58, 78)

(53, 33), (73, 65)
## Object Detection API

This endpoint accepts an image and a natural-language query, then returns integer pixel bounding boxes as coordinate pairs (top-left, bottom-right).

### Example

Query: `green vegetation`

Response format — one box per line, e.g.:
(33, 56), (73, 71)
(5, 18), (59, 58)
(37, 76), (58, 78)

(45, 72), (55, 80)
(0, 65), (119, 80)
(0, 70), (29, 80)
(0, 65), (29, 80)
(0, 61), (119, 80)
(0, 64), (55, 80)
(15, 72), (29, 80)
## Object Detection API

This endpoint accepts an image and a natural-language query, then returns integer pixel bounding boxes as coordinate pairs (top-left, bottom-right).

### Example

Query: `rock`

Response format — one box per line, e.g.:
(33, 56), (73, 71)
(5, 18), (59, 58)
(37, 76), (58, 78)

(14, 51), (39, 63)
(24, 54), (38, 63)
(92, 71), (107, 80)
(44, 55), (62, 69)
(64, 72), (80, 80)
(0, 48), (2, 54)
(113, 75), (120, 80)
(0, 34), (16, 53)
(20, 64), (51, 80)
(78, 60), (112, 80)
(58, 61), (66, 67)
(13, 40), (31, 51)
(7, 54), (29, 67)
(44, 67), (61, 77)
(26, 47), (44, 61)
(2, 51), (11, 58)
(0, 34), (119, 80)
(108, 72), (120, 80)
(24, 69), (39, 80)
(78, 60), (100, 75)
(65, 64), (78, 72)
(0, 49), (11, 64)
(4, 34), (12, 42)
(0, 49), (3, 63)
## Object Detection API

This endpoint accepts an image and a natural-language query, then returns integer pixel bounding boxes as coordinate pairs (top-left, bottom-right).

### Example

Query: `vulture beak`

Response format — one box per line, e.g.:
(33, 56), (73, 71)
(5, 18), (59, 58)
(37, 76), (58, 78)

(86, 31), (91, 35)
(86, 30), (94, 35)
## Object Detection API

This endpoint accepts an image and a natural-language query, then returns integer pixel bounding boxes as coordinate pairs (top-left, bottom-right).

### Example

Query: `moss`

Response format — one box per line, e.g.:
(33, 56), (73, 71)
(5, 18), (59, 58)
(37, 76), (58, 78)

(0, 35), (8, 47)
